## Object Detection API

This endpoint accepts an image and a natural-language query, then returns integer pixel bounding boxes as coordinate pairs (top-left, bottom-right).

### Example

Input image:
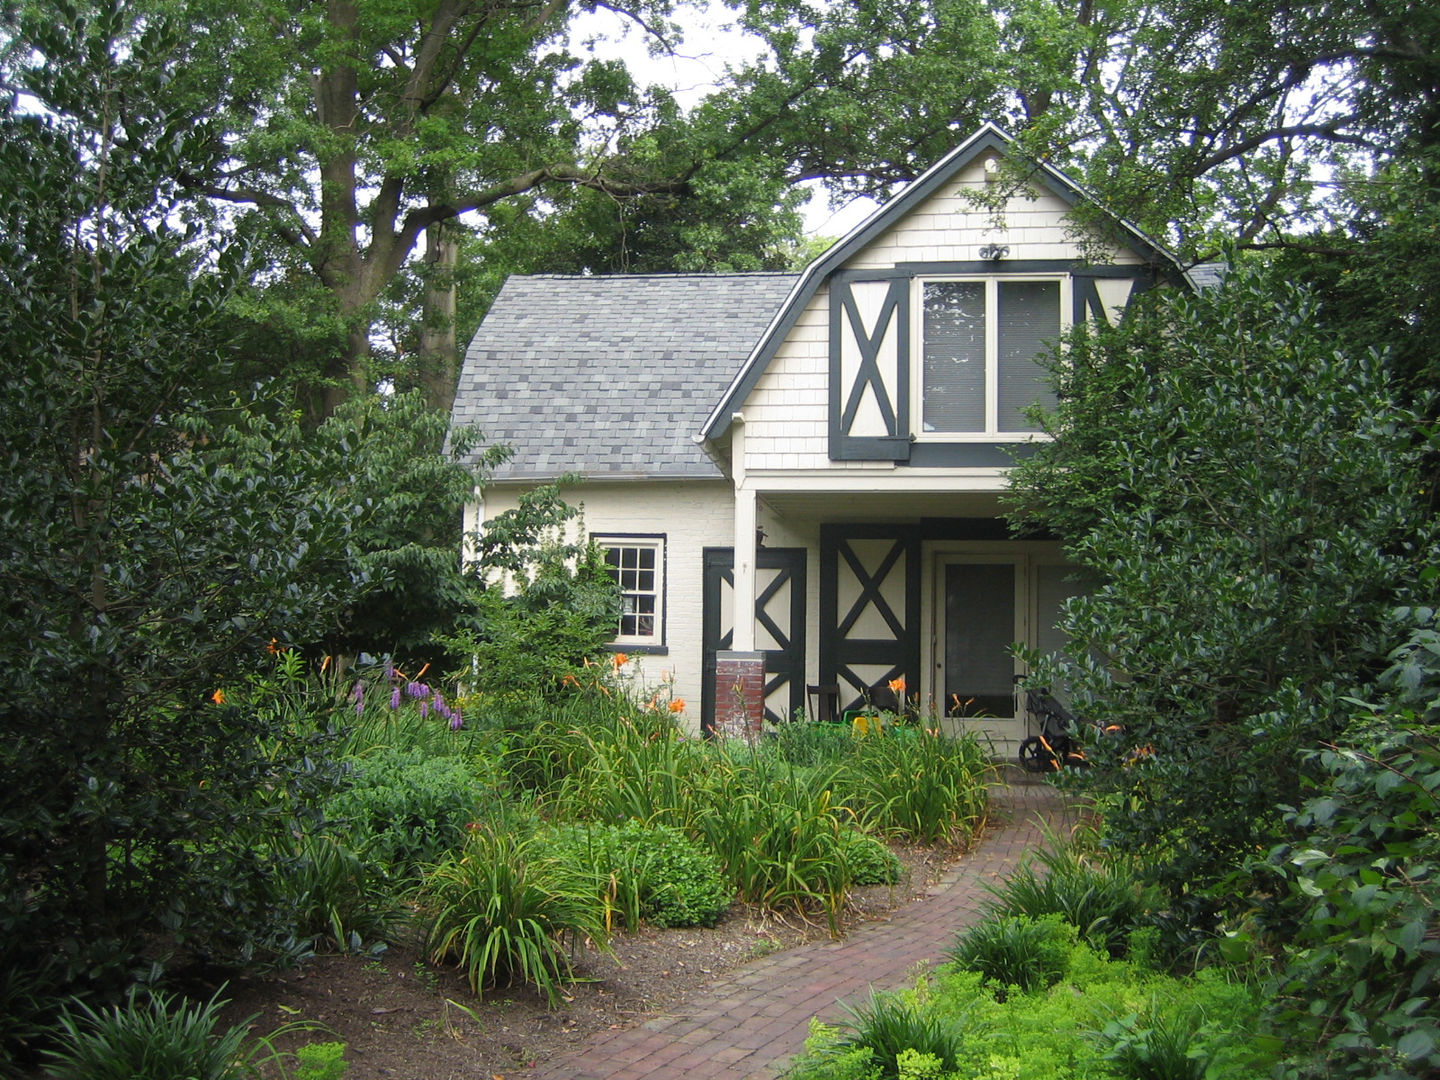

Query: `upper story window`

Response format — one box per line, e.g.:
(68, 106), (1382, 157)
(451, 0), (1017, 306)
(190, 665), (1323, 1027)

(595, 535), (665, 648)
(916, 277), (1066, 437)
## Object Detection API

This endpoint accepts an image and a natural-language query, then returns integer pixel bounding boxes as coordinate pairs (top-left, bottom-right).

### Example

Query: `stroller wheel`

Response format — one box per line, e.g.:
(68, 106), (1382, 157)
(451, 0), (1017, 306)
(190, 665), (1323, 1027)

(1018, 736), (1059, 773)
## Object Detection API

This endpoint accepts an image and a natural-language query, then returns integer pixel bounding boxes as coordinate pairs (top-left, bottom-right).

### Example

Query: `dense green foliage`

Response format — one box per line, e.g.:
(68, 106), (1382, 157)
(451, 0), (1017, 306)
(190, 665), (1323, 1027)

(537, 820), (732, 929)
(42, 988), (286, 1080)
(445, 492), (622, 717)
(1263, 610), (1440, 1079)
(326, 748), (492, 879)
(0, 10), (362, 1001)
(980, 840), (1159, 961)
(1007, 264), (1432, 910)
(6, 0), (1440, 1072)
(423, 825), (611, 1006)
(790, 940), (1276, 1080)
(945, 915), (1074, 997)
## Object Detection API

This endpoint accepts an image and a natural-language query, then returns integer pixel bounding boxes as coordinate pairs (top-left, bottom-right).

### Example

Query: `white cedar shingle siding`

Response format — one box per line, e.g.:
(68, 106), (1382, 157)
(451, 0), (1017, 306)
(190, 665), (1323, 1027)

(740, 160), (1139, 473)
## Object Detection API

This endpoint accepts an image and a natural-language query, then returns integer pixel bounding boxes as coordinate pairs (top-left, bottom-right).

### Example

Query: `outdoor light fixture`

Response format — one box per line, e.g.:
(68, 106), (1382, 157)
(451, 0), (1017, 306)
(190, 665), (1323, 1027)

(978, 243), (1010, 260)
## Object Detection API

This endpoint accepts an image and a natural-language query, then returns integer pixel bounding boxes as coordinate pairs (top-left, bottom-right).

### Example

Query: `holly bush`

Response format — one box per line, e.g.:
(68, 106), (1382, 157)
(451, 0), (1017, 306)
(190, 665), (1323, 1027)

(1266, 607), (1440, 1079)
(1007, 262), (1433, 913)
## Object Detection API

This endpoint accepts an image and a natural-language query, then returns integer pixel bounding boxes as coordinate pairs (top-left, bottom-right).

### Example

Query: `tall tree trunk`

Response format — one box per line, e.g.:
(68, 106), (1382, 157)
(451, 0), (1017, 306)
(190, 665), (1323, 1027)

(418, 219), (460, 415)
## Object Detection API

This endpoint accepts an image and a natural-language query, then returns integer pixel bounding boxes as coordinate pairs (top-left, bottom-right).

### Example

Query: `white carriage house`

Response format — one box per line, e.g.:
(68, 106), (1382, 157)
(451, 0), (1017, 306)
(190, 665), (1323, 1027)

(451, 123), (1195, 755)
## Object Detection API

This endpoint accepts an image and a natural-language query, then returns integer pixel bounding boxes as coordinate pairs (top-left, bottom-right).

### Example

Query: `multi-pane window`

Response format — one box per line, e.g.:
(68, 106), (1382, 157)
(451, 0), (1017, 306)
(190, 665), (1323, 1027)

(919, 278), (1063, 435)
(597, 537), (664, 646)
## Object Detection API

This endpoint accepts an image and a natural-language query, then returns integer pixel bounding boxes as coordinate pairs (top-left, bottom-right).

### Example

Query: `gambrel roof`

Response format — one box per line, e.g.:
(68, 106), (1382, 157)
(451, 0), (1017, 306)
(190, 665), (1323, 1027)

(452, 272), (798, 481)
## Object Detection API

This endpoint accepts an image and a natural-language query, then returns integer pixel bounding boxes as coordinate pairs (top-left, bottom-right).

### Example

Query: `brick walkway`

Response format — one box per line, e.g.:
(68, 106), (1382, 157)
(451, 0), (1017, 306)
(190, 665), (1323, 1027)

(530, 771), (1073, 1080)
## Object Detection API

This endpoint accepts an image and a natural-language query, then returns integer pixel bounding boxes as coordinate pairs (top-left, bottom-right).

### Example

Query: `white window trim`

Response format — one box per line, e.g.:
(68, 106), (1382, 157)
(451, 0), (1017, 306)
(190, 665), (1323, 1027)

(594, 534), (666, 649)
(910, 275), (1071, 443)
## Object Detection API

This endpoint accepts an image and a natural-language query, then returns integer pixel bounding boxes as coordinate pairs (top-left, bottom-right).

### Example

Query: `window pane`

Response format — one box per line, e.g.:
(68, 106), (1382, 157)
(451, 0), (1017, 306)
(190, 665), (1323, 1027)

(599, 540), (663, 643)
(922, 281), (986, 432)
(997, 280), (1060, 432)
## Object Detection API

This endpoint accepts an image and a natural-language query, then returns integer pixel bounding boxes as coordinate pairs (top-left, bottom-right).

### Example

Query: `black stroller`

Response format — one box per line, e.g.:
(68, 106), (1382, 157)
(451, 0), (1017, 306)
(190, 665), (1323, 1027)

(1016, 681), (1089, 772)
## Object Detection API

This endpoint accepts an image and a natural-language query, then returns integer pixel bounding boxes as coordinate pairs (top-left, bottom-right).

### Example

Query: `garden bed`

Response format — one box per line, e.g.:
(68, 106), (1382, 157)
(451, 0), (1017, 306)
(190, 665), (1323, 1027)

(215, 844), (956, 1078)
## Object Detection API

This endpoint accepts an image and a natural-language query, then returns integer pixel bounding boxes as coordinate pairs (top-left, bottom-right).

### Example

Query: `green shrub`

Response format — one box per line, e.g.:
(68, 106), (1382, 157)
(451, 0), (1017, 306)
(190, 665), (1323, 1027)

(694, 750), (850, 925)
(538, 820), (732, 930)
(41, 987), (285, 1080)
(841, 830), (903, 887)
(422, 825), (609, 1004)
(790, 938), (1276, 1080)
(1093, 1008), (1209, 1080)
(441, 496), (620, 714)
(982, 839), (1155, 958)
(552, 713), (709, 830)
(1006, 266), (1431, 911)
(0, 951), (60, 1076)
(833, 989), (967, 1080)
(268, 831), (401, 956)
(945, 915), (1074, 996)
(1265, 610), (1440, 1079)
(327, 748), (492, 877)
(293, 1039), (349, 1080)
(764, 721), (857, 769)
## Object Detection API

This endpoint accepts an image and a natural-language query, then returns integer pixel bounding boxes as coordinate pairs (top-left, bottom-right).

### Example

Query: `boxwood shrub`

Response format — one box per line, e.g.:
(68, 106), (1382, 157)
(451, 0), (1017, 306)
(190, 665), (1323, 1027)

(327, 748), (492, 877)
(539, 820), (732, 930)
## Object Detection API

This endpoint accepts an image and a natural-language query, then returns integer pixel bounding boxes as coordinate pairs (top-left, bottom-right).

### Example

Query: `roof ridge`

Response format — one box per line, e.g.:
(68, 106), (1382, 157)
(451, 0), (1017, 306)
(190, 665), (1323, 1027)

(518, 271), (800, 281)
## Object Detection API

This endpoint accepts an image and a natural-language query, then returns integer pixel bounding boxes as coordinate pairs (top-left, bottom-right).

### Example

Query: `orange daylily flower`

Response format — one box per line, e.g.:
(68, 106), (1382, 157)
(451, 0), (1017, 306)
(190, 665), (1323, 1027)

(612, 652), (629, 668)
(669, 698), (686, 713)
(561, 672), (581, 689)
(888, 676), (906, 698)
(211, 689), (226, 705)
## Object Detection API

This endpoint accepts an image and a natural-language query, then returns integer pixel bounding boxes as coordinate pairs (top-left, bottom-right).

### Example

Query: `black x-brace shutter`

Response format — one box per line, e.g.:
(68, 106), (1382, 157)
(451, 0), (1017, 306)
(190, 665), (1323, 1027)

(828, 272), (912, 461)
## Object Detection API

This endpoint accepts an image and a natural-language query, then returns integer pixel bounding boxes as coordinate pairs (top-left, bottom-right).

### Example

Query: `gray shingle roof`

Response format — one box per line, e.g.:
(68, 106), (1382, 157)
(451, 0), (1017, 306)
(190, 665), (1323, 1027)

(450, 273), (799, 481)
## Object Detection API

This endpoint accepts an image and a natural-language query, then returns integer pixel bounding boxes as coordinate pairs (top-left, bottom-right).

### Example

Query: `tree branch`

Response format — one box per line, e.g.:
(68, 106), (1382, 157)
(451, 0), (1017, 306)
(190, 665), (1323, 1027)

(1187, 120), (1374, 175)
(176, 174), (319, 247)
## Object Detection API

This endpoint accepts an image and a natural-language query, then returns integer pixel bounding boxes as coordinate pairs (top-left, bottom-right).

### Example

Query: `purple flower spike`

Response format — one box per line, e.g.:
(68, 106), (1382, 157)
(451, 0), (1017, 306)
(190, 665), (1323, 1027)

(352, 682), (364, 715)
(419, 701), (429, 720)
(450, 713), (464, 731)
(407, 681), (426, 699)
(390, 687), (401, 710)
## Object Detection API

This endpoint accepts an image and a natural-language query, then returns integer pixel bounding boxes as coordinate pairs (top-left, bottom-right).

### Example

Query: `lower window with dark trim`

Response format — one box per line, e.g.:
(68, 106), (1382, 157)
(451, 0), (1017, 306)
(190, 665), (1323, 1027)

(594, 534), (666, 649)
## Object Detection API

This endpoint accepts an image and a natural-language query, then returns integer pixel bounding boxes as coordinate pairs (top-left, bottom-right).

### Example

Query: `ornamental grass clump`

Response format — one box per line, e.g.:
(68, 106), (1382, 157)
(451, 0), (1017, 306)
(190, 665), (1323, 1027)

(268, 830), (402, 955)
(982, 837), (1157, 959)
(422, 825), (609, 1005)
(693, 751), (850, 927)
(832, 726), (992, 846)
(832, 988), (968, 1080)
(945, 914), (1074, 997)
(42, 987), (290, 1080)
(551, 712), (711, 830)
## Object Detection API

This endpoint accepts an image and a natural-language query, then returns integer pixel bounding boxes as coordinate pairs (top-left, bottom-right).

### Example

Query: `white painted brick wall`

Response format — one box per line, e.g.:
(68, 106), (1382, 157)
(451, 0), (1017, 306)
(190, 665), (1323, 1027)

(474, 479), (734, 733)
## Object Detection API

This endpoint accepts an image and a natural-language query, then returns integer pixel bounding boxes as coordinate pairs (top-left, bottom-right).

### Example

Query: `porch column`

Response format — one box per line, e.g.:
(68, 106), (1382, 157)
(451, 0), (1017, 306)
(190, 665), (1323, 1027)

(732, 485), (758, 652)
(715, 421), (765, 738)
